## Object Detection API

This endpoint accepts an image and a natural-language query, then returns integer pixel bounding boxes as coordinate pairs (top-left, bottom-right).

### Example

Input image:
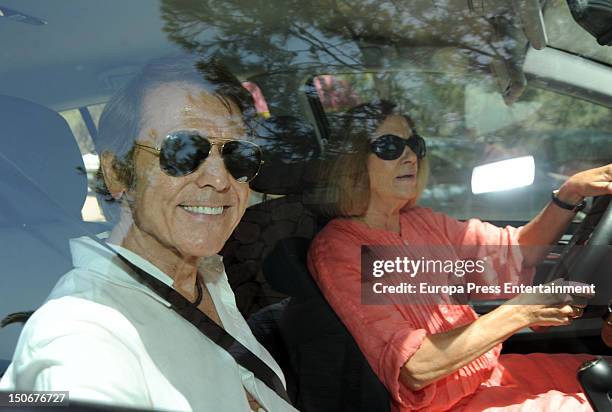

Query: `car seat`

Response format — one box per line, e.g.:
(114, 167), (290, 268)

(222, 115), (391, 411)
(0, 95), (107, 372)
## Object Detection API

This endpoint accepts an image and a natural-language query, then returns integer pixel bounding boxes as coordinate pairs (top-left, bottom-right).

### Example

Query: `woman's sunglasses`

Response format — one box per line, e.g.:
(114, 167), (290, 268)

(370, 133), (427, 161)
(134, 130), (263, 183)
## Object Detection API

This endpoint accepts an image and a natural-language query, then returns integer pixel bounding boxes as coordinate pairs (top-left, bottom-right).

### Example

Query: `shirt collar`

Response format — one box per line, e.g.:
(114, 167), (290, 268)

(70, 233), (177, 306)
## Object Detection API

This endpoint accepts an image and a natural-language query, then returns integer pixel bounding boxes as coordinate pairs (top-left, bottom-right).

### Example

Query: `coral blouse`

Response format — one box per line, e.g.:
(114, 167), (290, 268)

(308, 207), (593, 412)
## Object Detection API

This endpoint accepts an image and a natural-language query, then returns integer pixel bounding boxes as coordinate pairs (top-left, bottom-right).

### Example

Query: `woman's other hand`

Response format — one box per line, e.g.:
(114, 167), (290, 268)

(504, 279), (593, 328)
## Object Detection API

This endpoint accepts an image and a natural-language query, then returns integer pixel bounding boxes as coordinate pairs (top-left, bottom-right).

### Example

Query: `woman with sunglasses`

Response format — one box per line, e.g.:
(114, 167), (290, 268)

(0, 56), (296, 412)
(308, 100), (612, 411)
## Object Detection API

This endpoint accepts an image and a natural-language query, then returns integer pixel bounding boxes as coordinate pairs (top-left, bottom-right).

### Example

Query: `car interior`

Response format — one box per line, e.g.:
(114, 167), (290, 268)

(1, 0), (612, 411)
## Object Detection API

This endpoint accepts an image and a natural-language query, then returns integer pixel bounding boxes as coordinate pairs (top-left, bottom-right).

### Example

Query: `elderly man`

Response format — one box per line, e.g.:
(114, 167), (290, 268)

(0, 56), (296, 412)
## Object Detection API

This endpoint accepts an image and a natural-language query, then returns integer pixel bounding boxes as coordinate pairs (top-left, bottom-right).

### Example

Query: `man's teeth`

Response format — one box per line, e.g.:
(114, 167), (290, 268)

(181, 205), (224, 215)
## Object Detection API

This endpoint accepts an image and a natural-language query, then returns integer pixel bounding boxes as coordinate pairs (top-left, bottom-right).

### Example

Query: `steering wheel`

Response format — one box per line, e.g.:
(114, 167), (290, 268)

(544, 195), (612, 307)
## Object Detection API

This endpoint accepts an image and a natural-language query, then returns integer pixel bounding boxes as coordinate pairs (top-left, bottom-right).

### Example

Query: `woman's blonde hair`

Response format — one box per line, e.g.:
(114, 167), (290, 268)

(320, 100), (429, 218)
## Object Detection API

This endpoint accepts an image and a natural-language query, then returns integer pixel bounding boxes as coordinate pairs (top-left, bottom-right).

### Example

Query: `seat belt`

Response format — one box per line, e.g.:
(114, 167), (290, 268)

(114, 252), (291, 403)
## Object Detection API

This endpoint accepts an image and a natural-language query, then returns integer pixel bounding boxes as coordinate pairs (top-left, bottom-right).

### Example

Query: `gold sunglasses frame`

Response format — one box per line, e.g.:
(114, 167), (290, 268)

(134, 135), (264, 183)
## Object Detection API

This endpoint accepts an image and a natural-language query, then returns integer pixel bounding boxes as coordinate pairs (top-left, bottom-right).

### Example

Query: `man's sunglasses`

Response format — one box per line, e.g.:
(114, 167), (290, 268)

(134, 130), (263, 183)
(370, 133), (427, 161)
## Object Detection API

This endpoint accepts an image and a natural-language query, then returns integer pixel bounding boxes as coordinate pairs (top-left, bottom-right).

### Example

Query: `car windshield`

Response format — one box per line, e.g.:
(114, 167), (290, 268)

(313, 68), (611, 219)
(2, 0), (609, 224)
(1, 0), (611, 410)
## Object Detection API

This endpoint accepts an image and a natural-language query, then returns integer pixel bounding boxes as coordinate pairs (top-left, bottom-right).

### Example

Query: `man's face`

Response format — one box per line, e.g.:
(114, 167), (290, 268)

(126, 82), (250, 259)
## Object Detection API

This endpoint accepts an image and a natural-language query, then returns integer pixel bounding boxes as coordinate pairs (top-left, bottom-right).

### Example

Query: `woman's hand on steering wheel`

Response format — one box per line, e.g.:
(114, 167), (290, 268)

(558, 163), (612, 204)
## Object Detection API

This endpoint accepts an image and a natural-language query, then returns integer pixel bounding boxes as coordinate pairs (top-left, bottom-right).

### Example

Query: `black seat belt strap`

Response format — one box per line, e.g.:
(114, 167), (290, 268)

(115, 254), (291, 403)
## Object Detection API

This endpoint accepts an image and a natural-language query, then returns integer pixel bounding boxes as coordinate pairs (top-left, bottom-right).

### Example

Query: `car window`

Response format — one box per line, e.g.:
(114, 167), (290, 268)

(314, 71), (612, 220)
(1, 1), (611, 410)
(60, 105), (106, 222)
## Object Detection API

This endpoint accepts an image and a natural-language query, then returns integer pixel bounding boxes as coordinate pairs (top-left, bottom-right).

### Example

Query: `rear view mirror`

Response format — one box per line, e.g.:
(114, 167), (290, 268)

(471, 156), (535, 194)
(464, 84), (542, 135)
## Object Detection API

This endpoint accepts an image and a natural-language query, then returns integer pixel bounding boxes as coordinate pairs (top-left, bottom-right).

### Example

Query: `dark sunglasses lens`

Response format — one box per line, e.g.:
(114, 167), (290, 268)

(371, 134), (405, 160)
(159, 131), (210, 177)
(221, 140), (262, 183)
(407, 135), (427, 159)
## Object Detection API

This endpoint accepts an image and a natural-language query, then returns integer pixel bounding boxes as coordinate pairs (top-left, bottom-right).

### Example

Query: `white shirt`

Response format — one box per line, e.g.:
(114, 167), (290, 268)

(0, 234), (297, 412)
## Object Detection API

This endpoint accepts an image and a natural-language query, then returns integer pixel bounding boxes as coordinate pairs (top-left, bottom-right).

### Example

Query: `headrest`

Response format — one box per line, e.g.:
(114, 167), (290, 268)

(251, 115), (320, 195)
(0, 95), (87, 219)
(262, 237), (320, 299)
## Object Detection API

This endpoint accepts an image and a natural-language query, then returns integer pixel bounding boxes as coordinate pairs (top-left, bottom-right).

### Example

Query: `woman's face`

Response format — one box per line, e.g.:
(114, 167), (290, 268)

(366, 114), (419, 210)
(124, 82), (251, 259)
